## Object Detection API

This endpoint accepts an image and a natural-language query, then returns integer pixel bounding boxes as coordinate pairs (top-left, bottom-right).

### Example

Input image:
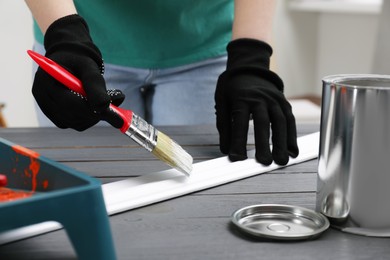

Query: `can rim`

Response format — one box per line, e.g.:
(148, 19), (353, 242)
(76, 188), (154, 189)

(322, 74), (390, 90)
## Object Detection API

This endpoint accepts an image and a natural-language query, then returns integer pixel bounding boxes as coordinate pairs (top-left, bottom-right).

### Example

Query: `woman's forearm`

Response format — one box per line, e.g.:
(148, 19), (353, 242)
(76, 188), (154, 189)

(25, 0), (77, 34)
(232, 0), (276, 44)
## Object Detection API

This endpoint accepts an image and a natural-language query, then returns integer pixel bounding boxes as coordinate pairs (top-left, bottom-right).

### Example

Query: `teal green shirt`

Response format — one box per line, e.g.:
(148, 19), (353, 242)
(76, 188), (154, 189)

(34, 0), (233, 68)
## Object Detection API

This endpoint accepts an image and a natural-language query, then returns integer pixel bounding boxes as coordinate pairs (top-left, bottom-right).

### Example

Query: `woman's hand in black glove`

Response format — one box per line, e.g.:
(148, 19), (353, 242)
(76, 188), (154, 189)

(215, 39), (299, 165)
(32, 14), (124, 131)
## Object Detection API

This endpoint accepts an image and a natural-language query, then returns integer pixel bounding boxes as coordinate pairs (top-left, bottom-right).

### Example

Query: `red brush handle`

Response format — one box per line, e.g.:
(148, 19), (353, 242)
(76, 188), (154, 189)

(27, 50), (131, 133)
(27, 50), (87, 95)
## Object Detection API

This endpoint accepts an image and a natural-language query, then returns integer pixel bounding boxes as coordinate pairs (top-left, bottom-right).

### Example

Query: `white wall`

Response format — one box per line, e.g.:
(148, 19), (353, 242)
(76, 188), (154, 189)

(274, 0), (319, 97)
(316, 13), (379, 93)
(0, 0), (383, 127)
(0, 0), (37, 127)
(274, 0), (381, 97)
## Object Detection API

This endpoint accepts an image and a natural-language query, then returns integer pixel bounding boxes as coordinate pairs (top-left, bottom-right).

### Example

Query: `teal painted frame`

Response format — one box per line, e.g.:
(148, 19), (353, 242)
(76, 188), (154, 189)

(0, 138), (116, 260)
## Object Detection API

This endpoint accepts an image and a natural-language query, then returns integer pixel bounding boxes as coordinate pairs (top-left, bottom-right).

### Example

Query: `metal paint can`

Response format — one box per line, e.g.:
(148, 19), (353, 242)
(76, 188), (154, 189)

(317, 74), (390, 237)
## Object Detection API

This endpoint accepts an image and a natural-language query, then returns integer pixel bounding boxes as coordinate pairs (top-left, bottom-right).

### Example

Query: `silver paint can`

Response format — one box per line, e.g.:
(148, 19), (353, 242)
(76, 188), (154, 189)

(317, 74), (390, 237)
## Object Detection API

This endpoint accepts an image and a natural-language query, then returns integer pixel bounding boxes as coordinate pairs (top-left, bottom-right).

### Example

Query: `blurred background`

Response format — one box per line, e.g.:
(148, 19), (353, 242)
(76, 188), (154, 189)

(0, 0), (383, 127)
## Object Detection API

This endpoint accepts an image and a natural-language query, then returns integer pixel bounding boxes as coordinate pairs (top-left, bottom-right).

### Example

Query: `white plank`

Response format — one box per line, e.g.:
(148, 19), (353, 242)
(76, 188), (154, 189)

(103, 132), (320, 215)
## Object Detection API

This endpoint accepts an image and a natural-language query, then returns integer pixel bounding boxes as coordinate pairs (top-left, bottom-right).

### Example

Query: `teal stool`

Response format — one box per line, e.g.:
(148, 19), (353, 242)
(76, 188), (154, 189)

(0, 138), (116, 260)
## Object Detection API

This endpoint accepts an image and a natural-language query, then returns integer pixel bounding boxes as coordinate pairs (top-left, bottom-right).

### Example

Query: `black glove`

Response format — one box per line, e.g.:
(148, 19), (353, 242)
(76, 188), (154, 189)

(32, 14), (124, 131)
(215, 38), (299, 165)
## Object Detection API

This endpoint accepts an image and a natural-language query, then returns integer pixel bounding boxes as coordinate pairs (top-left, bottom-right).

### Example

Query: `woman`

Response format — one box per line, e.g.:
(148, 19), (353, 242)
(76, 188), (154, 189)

(25, 0), (298, 165)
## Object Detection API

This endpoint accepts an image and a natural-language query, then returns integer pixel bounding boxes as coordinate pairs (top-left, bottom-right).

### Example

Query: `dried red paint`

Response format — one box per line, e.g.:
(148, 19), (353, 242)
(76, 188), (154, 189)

(11, 145), (47, 192)
(12, 145), (39, 159)
(42, 180), (49, 189)
(0, 187), (32, 202)
(28, 157), (40, 192)
(0, 145), (50, 202)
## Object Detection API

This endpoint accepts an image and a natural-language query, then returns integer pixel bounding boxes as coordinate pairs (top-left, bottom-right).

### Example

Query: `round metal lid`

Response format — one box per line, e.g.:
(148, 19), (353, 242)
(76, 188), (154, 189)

(231, 204), (330, 240)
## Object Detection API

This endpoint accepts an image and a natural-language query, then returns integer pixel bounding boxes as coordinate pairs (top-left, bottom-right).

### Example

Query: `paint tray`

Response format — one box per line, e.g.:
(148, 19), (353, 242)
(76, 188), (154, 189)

(0, 137), (116, 260)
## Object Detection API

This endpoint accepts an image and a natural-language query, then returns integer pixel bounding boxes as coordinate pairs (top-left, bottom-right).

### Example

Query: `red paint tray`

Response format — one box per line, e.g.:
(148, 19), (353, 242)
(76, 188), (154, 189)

(0, 137), (116, 259)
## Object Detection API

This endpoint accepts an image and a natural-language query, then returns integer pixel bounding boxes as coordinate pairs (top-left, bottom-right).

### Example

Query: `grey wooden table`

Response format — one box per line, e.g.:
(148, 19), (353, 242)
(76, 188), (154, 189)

(0, 124), (389, 260)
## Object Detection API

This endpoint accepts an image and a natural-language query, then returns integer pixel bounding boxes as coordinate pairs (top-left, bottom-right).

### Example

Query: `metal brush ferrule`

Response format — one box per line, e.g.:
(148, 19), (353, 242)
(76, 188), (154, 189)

(124, 114), (157, 152)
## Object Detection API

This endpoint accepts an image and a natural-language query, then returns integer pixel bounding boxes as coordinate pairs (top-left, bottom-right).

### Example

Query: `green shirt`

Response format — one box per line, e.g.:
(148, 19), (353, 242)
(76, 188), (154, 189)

(34, 0), (233, 68)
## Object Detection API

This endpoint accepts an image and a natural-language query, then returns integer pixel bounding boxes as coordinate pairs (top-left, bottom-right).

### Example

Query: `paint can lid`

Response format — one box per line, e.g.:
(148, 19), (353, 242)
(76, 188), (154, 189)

(231, 204), (329, 240)
(0, 174), (7, 187)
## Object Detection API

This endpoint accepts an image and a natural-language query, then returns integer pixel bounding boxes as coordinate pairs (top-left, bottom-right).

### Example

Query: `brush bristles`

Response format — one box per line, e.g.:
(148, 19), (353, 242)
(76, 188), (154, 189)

(152, 131), (193, 176)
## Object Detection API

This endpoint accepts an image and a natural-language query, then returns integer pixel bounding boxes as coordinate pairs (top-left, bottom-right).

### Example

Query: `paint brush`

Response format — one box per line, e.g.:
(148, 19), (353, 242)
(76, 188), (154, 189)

(27, 50), (193, 176)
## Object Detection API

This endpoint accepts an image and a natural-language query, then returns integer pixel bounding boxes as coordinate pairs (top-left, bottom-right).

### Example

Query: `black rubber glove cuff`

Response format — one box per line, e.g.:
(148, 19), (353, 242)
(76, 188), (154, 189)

(226, 38), (272, 69)
(226, 38), (283, 92)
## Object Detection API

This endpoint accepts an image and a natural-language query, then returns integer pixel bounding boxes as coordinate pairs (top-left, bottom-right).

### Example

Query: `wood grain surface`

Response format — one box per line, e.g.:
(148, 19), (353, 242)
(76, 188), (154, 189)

(0, 124), (389, 260)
